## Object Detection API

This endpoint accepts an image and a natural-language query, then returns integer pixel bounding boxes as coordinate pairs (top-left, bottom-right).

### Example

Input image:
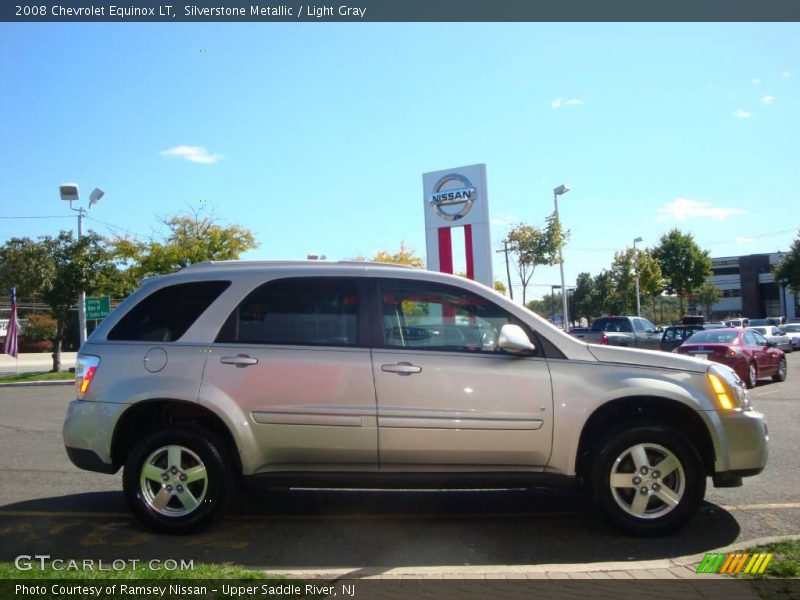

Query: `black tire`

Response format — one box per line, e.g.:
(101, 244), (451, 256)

(123, 426), (234, 534)
(592, 423), (706, 536)
(746, 362), (758, 389)
(772, 358), (787, 383)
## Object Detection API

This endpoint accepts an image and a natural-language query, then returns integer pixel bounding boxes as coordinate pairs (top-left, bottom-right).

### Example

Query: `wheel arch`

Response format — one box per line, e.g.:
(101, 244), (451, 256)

(574, 395), (716, 486)
(110, 399), (242, 477)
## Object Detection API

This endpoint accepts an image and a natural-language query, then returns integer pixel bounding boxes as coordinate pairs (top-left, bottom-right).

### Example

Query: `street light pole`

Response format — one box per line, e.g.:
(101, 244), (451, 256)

(553, 185), (571, 331)
(60, 184), (104, 347)
(633, 236), (643, 317)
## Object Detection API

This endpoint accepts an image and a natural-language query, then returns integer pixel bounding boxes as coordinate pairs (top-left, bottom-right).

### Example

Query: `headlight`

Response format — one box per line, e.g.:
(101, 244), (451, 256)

(707, 364), (750, 411)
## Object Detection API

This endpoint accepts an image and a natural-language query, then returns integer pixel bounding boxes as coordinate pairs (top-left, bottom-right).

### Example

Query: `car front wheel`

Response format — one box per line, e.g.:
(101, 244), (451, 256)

(123, 427), (233, 534)
(592, 424), (705, 535)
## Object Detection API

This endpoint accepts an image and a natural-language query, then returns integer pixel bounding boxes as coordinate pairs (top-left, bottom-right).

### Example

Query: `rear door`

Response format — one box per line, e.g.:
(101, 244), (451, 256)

(201, 277), (378, 469)
(370, 278), (554, 468)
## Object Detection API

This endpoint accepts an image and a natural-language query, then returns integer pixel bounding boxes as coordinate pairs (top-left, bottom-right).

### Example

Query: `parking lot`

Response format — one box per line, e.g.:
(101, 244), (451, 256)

(1, 354), (799, 576)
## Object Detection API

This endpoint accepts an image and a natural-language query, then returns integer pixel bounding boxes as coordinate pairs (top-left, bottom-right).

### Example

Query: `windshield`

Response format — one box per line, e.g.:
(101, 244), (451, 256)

(685, 330), (739, 344)
(783, 325), (800, 333)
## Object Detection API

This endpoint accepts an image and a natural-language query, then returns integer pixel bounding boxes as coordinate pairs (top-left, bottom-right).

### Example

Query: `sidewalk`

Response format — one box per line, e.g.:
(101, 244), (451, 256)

(0, 351), (76, 374)
(262, 534), (799, 580)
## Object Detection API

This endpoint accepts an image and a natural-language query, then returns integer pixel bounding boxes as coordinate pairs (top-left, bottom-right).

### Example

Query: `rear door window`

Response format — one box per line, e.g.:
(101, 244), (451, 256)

(108, 281), (230, 342)
(216, 277), (360, 347)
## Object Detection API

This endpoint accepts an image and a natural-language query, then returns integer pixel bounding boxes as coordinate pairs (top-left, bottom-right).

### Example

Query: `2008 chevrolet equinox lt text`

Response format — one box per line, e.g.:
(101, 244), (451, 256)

(63, 261), (769, 535)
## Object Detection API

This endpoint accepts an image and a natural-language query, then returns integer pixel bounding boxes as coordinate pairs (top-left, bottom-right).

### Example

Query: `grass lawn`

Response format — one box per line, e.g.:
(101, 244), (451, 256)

(737, 539), (800, 579)
(0, 371), (72, 383)
(0, 560), (267, 579)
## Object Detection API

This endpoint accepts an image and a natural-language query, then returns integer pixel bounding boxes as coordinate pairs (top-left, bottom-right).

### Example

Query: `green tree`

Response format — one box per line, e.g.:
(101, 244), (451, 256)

(636, 249), (665, 313)
(773, 232), (800, 295)
(355, 242), (425, 268)
(112, 207), (259, 289)
(506, 212), (568, 305)
(652, 229), (712, 314)
(697, 282), (722, 318)
(0, 232), (117, 371)
(572, 272), (598, 323)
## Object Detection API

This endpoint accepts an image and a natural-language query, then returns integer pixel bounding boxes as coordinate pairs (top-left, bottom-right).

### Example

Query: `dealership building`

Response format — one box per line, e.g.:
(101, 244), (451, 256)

(708, 252), (798, 321)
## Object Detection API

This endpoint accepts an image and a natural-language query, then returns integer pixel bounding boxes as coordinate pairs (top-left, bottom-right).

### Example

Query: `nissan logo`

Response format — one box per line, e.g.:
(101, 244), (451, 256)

(429, 173), (476, 221)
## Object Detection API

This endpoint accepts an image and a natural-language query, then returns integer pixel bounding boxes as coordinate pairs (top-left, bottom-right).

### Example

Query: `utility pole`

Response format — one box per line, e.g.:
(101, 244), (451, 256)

(495, 240), (513, 300)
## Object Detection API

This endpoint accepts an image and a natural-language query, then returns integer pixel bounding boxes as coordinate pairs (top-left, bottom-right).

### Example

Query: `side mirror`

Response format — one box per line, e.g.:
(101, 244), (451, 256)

(498, 324), (536, 354)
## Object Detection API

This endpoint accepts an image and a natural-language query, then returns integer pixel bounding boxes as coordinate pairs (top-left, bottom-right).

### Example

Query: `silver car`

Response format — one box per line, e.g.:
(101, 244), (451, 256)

(63, 262), (768, 535)
(747, 326), (793, 353)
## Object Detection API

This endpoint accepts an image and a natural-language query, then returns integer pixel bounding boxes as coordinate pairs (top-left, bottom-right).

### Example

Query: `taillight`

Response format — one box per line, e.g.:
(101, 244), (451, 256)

(600, 334), (609, 345)
(75, 355), (100, 400)
(726, 347), (741, 357)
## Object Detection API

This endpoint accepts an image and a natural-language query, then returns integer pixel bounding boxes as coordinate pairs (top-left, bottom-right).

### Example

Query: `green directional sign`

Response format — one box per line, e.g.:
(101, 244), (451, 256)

(85, 295), (111, 320)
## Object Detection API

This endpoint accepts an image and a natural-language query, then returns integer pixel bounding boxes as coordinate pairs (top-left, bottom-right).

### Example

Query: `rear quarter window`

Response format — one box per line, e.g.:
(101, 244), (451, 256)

(107, 281), (231, 342)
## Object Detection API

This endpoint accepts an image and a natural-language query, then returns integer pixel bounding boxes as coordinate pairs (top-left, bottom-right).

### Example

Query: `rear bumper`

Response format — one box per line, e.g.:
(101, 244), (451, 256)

(65, 446), (116, 474)
(62, 400), (127, 474)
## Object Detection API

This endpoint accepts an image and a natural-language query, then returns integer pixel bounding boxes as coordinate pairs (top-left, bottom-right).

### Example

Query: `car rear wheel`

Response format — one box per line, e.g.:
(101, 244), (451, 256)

(772, 358), (787, 383)
(746, 362), (758, 389)
(592, 423), (705, 535)
(123, 427), (233, 534)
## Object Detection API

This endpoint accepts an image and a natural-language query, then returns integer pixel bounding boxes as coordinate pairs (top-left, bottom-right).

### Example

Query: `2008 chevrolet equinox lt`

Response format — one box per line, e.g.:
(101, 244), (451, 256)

(63, 261), (769, 534)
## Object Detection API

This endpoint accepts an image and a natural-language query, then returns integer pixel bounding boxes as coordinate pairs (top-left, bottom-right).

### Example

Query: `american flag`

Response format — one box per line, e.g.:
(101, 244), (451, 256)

(2, 287), (19, 358)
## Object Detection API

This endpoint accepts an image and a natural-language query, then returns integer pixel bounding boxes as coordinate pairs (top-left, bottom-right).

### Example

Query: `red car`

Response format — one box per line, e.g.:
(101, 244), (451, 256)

(675, 327), (787, 389)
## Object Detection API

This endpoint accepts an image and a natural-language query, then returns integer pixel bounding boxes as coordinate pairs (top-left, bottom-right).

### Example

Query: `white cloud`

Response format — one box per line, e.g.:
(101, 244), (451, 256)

(656, 198), (746, 222)
(733, 108), (752, 119)
(736, 236), (755, 244)
(550, 98), (563, 109)
(160, 145), (223, 164)
(751, 78), (761, 85)
(782, 70), (792, 78)
(762, 95), (775, 106)
(566, 98), (584, 106)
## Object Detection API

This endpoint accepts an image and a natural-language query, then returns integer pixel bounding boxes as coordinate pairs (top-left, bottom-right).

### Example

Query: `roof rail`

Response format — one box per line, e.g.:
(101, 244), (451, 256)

(179, 260), (415, 272)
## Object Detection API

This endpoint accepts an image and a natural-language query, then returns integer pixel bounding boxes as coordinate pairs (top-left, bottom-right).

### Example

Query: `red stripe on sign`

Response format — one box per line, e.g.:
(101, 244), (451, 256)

(438, 228), (453, 274)
(464, 224), (474, 280)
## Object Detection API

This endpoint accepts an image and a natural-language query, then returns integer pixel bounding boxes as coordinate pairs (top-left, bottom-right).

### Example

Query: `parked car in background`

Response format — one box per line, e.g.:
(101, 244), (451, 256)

(748, 317), (784, 327)
(780, 323), (800, 350)
(674, 327), (787, 388)
(747, 326), (793, 353)
(660, 325), (704, 352)
(703, 321), (728, 329)
(725, 318), (750, 328)
(570, 316), (662, 349)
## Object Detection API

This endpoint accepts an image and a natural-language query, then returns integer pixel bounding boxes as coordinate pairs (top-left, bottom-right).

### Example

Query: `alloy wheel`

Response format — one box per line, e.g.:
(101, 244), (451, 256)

(139, 445), (208, 517)
(609, 442), (685, 519)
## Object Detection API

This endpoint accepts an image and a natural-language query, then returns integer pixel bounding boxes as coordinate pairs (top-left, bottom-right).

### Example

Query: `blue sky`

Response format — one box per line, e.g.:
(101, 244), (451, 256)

(1, 23), (797, 300)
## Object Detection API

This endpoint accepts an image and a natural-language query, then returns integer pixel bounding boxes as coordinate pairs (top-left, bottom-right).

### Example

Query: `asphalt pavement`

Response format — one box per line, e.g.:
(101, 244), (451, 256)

(0, 353), (798, 579)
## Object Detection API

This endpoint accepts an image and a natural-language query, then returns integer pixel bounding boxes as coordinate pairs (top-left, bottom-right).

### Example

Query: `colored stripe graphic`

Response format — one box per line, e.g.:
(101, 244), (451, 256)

(697, 552), (773, 574)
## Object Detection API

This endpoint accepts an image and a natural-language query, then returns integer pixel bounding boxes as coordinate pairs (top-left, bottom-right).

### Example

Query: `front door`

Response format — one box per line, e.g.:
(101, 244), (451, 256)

(371, 279), (554, 468)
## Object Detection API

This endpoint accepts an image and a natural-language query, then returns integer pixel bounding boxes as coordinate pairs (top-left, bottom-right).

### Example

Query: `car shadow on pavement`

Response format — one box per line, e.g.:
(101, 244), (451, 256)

(0, 487), (741, 569)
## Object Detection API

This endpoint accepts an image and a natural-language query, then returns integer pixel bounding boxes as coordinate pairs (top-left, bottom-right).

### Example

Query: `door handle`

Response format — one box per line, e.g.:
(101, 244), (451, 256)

(381, 362), (422, 375)
(220, 354), (259, 367)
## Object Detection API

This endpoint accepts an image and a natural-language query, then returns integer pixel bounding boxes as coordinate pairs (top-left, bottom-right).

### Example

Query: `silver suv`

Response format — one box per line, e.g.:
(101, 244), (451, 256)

(63, 261), (768, 535)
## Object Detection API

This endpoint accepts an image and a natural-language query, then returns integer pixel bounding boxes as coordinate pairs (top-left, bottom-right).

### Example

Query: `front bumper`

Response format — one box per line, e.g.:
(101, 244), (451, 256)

(711, 408), (768, 486)
(62, 400), (128, 474)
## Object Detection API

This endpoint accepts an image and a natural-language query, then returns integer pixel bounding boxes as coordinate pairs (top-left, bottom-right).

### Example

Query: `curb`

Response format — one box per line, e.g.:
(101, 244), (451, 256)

(0, 380), (73, 387)
(261, 534), (800, 579)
